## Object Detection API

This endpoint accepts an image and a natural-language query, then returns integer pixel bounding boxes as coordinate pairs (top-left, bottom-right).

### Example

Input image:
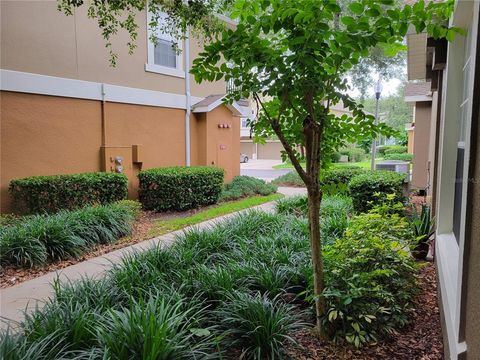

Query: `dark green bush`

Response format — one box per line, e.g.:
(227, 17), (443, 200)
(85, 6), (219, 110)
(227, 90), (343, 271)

(321, 166), (366, 187)
(339, 147), (366, 162)
(384, 153), (413, 162)
(271, 171), (304, 187)
(138, 166), (224, 211)
(0, 201), (136, 267)
(220, 176), (277, 201)
(348, 171), (406, 213)
(378, 145), (407, 156)
(331, 151), (342, 163)
(9, 172), (128, 214)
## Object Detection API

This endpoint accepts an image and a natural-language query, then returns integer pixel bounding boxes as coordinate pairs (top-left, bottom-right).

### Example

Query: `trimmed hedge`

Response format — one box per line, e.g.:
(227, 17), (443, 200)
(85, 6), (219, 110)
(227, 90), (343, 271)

(348, 171), (406, 213)
(384, 153), (413, 162)
(220, 176), (277, 201)
(378, 145), (407, 156)
(9, 172), (128, 214)
(0, 201), (137, 268)
(139, 166), (224, 211)
(321, 166), (366, 187)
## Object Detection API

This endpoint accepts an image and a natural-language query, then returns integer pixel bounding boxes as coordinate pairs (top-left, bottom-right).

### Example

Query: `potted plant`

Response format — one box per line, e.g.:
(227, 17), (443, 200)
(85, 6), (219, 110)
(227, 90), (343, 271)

(410, 204), (435, 260)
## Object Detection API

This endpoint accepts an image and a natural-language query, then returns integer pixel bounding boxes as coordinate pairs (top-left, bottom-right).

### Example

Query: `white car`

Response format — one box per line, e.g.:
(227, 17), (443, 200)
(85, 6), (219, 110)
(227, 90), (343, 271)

(240, 153), (249, 163)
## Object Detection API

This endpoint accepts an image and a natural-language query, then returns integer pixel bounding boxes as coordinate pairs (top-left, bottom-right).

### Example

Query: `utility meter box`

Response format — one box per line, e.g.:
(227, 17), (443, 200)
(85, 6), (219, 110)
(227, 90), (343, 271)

(101, 146), (134, 196)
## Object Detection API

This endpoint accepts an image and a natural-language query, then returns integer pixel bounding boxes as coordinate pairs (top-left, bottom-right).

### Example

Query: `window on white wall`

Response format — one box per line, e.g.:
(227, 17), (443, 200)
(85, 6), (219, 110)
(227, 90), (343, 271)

(145, 12), (184, 78)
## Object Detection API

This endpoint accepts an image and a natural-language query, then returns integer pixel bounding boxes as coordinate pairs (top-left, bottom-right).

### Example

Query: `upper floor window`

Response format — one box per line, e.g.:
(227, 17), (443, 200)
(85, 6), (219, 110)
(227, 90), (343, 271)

(145, 12), (185, 78)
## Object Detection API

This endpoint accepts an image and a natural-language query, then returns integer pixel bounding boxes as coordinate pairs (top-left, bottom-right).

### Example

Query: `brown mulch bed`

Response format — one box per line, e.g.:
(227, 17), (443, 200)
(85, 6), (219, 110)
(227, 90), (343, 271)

(0, 206), (213, 289)
(287, 262), (443, 360)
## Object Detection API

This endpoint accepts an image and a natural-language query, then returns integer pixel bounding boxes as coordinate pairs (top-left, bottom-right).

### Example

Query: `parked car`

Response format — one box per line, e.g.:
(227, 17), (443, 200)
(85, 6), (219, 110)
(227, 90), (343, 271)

(240, 153), (249, 163)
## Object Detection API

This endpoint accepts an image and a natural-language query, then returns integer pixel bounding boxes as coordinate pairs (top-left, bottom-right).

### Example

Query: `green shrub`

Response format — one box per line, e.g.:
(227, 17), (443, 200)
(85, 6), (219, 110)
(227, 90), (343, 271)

(348, 171), (406, 213)
(384, 153), (413, 162)
(321, 166), (366, 187)
(331, 151), (342, 163)
(339, 147), (366, 162)
(378, 145), (407, 156)
(138, 166), (224, 211)
(9, 172), (128, 214)
(322, 204), (417, 347)
(271, 171), (304, 187)
(0, 202), (136, 267)
(220, 176), (277, 201)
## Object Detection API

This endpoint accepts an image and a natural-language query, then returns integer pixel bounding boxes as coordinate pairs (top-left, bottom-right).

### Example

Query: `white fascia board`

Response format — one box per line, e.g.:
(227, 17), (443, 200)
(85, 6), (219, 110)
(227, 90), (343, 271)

(0, 69), (193, 110)
(103, 84), (186, 109)
(0, 70), (102, 100)
(192, 95), (246, 116)
(405, 95), (433, 103)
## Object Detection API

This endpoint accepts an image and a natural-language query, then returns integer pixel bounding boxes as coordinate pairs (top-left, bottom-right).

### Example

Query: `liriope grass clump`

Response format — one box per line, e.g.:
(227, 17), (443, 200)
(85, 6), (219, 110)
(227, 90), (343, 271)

(275, 195), (352, 244)
(0, 201), (138, 268)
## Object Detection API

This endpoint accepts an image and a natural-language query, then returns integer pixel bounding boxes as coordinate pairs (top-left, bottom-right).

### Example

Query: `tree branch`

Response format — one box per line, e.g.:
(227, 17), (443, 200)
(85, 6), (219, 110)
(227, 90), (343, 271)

(254, 92), (309, 184)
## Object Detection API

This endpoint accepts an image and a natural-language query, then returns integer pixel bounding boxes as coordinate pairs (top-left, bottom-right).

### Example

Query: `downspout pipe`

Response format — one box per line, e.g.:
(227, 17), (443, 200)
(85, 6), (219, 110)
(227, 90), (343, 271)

(185, 29), (191, 166)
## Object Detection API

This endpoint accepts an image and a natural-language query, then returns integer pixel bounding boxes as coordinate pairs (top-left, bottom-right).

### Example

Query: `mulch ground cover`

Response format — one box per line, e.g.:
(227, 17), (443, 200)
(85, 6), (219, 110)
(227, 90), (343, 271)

(287, 262), (443, 359)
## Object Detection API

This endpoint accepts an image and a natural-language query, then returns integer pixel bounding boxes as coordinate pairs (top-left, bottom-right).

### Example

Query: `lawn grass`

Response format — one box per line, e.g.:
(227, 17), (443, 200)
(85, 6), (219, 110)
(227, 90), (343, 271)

(147, 193), (283, 237)
(272, 159), (384, 170)
(272, 161), (306, 169)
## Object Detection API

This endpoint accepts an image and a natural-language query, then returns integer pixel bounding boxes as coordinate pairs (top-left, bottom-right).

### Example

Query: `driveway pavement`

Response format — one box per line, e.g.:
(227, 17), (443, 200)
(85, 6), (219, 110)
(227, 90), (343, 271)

(241, 168), (292, 181)
(240, 159), (291, 181)
(240, 159), (283, 170)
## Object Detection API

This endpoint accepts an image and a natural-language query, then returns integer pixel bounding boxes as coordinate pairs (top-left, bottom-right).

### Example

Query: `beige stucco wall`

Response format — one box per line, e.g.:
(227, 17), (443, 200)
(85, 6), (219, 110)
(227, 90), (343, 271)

(411, 102), (432, 189)
(0, 0), (225, 97)
(0, 92), (103, 212)
(194, 106), (240, 182)
(0, 91), (239, 213)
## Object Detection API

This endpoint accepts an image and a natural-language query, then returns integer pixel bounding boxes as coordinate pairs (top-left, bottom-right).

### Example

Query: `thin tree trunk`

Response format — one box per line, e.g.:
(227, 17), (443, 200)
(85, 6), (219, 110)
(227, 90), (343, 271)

(303, 116), (326, 337)
(307, 183), (325, 333)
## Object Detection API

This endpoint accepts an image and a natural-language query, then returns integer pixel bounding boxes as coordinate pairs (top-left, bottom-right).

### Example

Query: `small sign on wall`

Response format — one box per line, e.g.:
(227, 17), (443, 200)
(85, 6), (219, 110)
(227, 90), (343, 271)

(219, 145), (227, 150)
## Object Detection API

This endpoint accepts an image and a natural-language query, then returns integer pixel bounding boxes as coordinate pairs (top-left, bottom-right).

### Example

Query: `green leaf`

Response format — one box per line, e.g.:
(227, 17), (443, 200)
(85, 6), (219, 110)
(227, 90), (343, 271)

(446, 29), (455, 42)
(326, 3), (341, 13)
(348, 2), (364, 15)
(351, 322), (361, 332)
(341, 16), (355, 26)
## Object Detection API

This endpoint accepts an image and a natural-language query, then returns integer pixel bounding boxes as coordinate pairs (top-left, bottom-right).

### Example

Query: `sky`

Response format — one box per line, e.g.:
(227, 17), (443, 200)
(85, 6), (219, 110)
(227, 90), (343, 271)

(347, 77), (403, 99)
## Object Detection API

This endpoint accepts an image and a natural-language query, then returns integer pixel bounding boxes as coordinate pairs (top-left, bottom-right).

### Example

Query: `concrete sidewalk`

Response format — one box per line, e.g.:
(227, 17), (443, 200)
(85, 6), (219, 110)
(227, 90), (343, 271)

(0, 187), (306, 329)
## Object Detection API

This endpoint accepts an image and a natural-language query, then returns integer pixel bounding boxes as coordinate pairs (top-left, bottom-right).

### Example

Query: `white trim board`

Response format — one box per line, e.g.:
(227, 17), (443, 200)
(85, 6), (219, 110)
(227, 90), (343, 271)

(0, 70), (203, 110)
(192, 94), (245, 117)
(405, 95), (433, 103)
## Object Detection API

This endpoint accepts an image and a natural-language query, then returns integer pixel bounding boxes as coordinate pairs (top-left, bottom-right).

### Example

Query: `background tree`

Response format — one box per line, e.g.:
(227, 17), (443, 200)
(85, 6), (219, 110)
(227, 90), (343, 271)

(59, 0), (459, 337)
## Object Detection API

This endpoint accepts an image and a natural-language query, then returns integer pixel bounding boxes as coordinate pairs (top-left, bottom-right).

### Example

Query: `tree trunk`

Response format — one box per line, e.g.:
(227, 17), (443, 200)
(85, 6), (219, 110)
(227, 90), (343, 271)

(302, 115), (326, 337)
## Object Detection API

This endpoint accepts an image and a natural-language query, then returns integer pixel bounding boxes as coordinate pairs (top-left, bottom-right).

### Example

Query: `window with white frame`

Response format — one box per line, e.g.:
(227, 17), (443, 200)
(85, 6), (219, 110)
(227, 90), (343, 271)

(453, 21), (473, 242)
(145, 12), (184, 78)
